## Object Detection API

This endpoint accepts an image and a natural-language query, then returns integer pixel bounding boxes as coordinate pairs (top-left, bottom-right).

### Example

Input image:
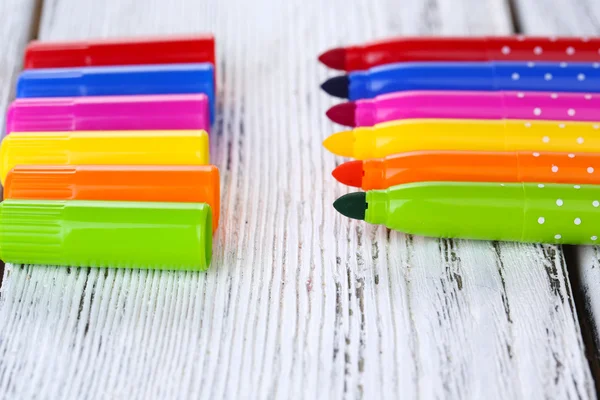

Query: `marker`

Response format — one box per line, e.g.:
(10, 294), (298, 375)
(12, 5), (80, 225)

(319, 36), (600, 71)
(24, 35), (216, 69)
(16, 63), (216, 121)
(327, 91), (600, 127)
(323, 119), (600, 160)
(0, 199), (213, 271)
(321, 61), (600, 100)
(6, 94), (210, 134)
(333, 150), (600, 190)
(0, 130), (210, 184)
(4, 165), (221, 231)
(333, 182), (600, 245)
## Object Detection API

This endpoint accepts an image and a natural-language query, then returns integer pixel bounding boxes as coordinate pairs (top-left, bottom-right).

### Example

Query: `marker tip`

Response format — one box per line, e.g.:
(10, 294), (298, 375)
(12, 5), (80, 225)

(326, 102), (356, 126)
(318, 48), (346, 70)
(332, 160), (363, 188)
(333, 192), (367, 220)
(322, 130), (355, 158)
(320, 75), (349, 99)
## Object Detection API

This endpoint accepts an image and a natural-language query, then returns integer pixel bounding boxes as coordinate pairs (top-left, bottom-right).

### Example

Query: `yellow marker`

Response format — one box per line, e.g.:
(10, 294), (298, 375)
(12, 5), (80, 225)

(323, 119), (600, 160)
(0, 130), (209, 184)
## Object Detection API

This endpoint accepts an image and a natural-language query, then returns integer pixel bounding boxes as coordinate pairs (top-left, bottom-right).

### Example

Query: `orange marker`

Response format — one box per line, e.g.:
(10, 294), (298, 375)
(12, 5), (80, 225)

(4, 165), (221, 231)
(333, 150), (600, 190)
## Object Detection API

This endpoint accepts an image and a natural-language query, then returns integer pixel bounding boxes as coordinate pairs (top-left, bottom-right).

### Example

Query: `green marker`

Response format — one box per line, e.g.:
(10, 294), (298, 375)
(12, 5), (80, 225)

(334, 181), (600, 245)
(0, 199), (212, 271)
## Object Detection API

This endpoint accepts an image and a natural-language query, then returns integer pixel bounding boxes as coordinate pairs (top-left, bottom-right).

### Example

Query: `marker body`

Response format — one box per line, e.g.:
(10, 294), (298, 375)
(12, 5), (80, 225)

(6, 94), (210, 134)
(16, 63), (216, 121)
(0, 200), (212, 271)
(366, 182), (600, 245)
(355, 91), (600, 126)
(335, 37), (600, 71)
(332, 119), (600, 159)
(0, 130), (210, 184)
(4, 165), (221, 231)
(360, 150), (600, 190)
(349, 62), (600, 100)
(24, 35), (216, 69)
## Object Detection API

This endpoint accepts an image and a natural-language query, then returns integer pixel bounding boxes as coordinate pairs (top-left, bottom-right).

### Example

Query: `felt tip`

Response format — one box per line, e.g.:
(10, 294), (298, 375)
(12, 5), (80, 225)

(326, 102), (356, 126)
(332, 160), (363, 188)
(322, 130), (355, 157)
(333, 192), (367, 221)
(320, 75), (349, 99)
(318, 47), (346, 70)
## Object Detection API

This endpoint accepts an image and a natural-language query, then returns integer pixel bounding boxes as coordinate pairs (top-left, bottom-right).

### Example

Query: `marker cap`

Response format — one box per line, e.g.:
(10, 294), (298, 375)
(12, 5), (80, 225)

(0, 200), (213, 271)
(6, 94), (210, 134)
(24, 35), (216, 69)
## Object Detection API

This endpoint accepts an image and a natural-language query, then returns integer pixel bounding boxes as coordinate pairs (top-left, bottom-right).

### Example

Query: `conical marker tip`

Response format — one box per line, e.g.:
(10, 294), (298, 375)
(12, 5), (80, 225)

(318, 47), (346, 70)
(321, 75), (349, 99)
(333, 192), (367, 220)
(326, 102), (357, 127)
(322, 130), (355, 158)
(332, 160), (363, 188)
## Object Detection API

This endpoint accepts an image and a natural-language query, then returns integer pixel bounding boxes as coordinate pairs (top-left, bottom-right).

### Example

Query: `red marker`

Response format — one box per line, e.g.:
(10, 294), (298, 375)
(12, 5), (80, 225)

(319, 36), (600, 71)
(24, 35), (215, 69)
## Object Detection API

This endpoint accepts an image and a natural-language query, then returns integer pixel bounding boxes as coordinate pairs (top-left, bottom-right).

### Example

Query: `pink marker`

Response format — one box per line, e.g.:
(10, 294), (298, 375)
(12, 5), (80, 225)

(326, 90), (600, 127)
(6, 94), (210, 134)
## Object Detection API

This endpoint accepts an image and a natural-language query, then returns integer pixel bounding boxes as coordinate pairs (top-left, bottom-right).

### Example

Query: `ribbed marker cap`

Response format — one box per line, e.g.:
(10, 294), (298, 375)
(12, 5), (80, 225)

(4, 166), (77, 200)
(0, 133), (70, 183)
(0, 200), (65, 265)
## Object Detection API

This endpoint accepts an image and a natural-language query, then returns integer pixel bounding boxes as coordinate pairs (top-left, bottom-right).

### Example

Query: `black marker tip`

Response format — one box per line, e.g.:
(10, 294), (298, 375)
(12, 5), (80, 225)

(321, 75), (349, 99)
(333, 192), (367, 221)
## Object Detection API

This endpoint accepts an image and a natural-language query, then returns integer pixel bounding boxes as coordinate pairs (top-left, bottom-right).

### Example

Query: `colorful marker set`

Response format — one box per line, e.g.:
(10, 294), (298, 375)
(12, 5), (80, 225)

(0, 35), (219, 271)
(320, 35), (600, 245)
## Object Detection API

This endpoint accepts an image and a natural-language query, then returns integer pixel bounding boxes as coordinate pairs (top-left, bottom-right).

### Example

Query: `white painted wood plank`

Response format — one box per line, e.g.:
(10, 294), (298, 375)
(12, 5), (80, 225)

(513, 0), (600, 35)
(0, 0), (595, 399)
(0, 0), (39, 136)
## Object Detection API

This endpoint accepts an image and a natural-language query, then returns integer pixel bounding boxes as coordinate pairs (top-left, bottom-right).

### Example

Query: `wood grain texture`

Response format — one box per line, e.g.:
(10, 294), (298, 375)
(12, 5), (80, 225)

(0, 0), (40, 136)
(512, 0), (600, 383)
(0, 0), (596, 398)
(512, 0), (600, 35)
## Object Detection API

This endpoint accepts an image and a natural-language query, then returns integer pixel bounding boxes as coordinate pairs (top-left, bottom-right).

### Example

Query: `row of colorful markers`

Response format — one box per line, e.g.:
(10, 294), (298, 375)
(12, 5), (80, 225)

(0, 35), (219, 271)
(321, 36), (600, 245)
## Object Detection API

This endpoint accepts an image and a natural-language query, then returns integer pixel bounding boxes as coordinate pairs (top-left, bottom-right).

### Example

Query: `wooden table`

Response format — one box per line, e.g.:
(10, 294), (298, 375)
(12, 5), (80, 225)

(0, 0), (599, 398)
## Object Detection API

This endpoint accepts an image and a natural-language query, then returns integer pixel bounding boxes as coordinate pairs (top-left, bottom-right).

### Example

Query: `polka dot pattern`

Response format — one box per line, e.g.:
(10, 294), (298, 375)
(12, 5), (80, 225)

(519, 151), (600, 188)
(491, 37), (600, 63)
(494, 62), (600, 96)
(521, 182), (600, 244)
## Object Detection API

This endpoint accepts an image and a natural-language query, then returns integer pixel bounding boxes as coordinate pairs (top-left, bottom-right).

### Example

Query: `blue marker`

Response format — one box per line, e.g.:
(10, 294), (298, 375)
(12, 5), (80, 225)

(321, 61), (600, 100)
(17, 63), (216, 121)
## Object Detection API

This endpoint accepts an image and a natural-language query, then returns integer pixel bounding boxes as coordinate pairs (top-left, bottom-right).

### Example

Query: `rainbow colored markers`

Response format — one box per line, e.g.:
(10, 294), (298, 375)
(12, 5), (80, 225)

(0, 35), (220, 271)
(321, 35), (600, 245)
